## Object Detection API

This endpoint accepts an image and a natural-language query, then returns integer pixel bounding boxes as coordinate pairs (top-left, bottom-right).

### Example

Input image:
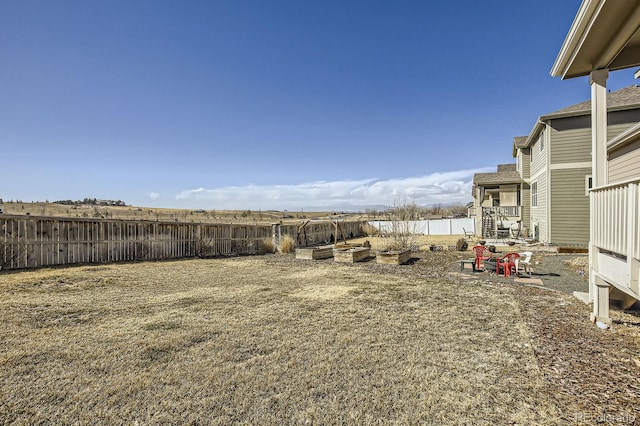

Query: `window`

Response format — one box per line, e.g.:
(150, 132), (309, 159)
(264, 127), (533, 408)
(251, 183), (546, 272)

(585, 175), (592, 195)
(539, 132), (545, 152)
(531, 182), (538, 207)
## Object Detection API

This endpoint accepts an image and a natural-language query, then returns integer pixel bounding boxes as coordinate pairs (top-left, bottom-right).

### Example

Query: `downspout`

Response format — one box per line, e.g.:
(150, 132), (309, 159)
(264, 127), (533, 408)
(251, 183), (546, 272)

(544, 120), (551, 244)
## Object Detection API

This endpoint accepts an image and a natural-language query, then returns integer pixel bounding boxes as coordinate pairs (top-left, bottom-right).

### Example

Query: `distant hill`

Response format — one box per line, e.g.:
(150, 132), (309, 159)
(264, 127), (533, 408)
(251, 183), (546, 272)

(53, 198), (126, 207)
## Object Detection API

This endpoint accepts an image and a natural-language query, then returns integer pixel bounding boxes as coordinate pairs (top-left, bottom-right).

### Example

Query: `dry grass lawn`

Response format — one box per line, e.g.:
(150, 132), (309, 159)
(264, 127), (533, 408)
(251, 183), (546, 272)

(1, 253), (638, 424)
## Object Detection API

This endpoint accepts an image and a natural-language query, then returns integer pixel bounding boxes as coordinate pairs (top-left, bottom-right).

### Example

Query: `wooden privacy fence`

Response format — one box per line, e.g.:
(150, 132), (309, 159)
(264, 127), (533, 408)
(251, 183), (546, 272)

(0, 215), (364, 270)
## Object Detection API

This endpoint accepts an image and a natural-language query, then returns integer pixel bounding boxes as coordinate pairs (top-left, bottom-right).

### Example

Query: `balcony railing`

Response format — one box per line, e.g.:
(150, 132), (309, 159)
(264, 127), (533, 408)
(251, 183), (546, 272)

(481, 206), (520, 218)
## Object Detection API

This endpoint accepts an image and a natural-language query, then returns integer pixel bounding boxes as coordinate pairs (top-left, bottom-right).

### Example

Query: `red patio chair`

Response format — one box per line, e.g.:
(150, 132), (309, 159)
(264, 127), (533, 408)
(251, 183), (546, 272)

(497, 252), (520, 277)
(472, 245), (492, 271)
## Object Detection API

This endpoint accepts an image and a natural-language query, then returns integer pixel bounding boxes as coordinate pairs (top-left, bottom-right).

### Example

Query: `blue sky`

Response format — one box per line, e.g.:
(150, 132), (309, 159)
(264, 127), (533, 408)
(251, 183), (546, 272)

(1, 1), (637, 211)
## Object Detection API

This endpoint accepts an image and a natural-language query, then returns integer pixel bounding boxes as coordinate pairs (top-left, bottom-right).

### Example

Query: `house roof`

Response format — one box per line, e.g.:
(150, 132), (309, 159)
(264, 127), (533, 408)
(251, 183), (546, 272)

(496, 163), (516, 172)
(551, 0), (640, 79)
(513, 136), (528, 148)
(544, 85), (640, 118)
(512, 136), (528, 156)
(521, 85), (640, 148)
(473, 167), (522, 185)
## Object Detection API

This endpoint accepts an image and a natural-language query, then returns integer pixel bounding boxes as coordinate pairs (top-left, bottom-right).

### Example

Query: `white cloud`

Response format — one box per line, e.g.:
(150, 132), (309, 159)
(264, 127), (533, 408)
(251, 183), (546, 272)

(148, 192), (160, 199)
(174, 167), (494, 210)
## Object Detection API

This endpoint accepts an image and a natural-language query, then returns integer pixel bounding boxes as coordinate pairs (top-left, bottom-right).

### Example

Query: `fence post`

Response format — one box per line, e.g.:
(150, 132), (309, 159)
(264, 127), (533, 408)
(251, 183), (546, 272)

(272, 223), (281, 251)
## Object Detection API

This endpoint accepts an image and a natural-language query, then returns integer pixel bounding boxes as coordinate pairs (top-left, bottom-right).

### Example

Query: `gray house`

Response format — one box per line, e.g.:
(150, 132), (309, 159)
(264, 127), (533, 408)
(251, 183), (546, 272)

(515, 85), (640, 245)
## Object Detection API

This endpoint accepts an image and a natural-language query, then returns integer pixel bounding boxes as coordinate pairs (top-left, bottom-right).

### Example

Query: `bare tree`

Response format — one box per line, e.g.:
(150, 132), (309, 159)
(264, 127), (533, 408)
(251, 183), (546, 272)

(383, 199), (419, 251)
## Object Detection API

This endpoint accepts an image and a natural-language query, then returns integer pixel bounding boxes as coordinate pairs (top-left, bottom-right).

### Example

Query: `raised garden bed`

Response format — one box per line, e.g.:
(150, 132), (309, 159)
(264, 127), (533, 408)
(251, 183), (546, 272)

(333, 247), (370, 263)
(295, 245), (334, 260)
(376, 249), (411, 265)
(557, 247), (589, 254)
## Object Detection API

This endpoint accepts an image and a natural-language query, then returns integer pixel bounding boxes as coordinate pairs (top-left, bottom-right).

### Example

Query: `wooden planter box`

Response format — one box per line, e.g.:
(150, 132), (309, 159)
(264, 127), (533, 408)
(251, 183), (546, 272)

(333, 247), (370, 263)
(376, 249), (411, 265)
(295, 245), (334, 260)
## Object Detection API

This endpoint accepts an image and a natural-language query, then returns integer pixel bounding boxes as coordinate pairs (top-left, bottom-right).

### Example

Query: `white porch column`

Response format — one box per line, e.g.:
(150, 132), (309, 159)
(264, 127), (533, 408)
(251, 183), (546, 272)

(590, 69), (608, 187)
(589, 69), (608, 319)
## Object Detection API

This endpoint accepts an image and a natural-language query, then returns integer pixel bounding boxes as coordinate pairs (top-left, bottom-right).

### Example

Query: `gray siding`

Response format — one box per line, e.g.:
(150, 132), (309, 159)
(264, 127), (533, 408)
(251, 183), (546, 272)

(518, 148), (531, 180)
(609, 138), (640, 183)
(530, 132), (547, 177)
(550, 168), (591, 245)
(549, 126), (591, 164)
(607, 122), (637, 141)
(547, 113), (638, 165)
(529, 129), (548, 242)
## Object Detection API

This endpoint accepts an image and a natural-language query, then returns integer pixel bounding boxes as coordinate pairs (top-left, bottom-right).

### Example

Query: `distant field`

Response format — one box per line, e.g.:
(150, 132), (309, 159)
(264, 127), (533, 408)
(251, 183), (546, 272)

(0, 202), (364, 225)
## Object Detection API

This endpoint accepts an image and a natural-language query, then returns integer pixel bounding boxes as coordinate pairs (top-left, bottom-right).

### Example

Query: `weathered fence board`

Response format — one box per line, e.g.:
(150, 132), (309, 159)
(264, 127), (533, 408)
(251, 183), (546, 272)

(0, 215), (363, 270)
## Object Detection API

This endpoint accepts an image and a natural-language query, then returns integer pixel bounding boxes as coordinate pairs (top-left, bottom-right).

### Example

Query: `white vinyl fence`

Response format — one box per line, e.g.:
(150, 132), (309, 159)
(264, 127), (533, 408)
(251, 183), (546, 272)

(368, 218), (475, 236)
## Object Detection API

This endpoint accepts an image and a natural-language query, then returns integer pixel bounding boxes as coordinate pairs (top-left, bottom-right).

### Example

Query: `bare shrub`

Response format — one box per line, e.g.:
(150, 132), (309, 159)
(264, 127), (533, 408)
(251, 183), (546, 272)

(259, 238), (275, 255)
(0, 239), (30, 270)
(134, 242), (151, 260)
(456, 238), (468, 251)
(196, 238), (215, 258)
(362, 223), (379, 237)
(279, 235), (296, 253)
(385, 201), (419, 251)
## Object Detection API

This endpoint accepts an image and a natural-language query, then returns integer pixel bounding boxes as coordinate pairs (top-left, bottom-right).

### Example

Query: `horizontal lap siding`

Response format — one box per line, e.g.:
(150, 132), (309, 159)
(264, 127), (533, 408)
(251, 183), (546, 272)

(529, 131), (548, 241)
(609, 138), (640, 184)
(550, 168), (591, 245)
(1, 217), (364, 270)
(548, 118), (634, 165)
(605, 119), (640, 183)
(550, 127), (591, 164)
(520, 149), (531, 180)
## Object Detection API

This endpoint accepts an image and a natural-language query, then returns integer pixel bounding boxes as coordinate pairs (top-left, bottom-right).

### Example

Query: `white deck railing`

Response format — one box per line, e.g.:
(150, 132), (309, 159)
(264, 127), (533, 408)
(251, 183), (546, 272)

(592, 179), (640, 259)
(591, 179), (640, 297)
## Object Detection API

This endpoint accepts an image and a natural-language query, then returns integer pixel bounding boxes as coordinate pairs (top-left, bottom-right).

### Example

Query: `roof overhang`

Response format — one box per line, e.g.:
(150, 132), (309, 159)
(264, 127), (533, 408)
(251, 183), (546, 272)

(523, 120), (545, 149)
(551, 0), (640, 79)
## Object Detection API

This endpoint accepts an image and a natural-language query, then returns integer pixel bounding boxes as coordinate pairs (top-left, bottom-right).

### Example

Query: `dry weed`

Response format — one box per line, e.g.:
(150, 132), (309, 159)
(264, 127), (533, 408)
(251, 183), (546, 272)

(279, 235), (295, 253)
(259, 237), (275, 255)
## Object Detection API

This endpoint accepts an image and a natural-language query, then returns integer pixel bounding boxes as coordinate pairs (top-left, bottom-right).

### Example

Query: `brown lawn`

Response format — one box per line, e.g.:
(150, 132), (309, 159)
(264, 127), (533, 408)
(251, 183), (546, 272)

(1, 252), (638, 425)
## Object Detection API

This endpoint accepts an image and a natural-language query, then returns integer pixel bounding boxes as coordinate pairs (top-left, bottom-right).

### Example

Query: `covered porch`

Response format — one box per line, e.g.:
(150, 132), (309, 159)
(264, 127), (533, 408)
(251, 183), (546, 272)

(472, 164), (525, 239)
